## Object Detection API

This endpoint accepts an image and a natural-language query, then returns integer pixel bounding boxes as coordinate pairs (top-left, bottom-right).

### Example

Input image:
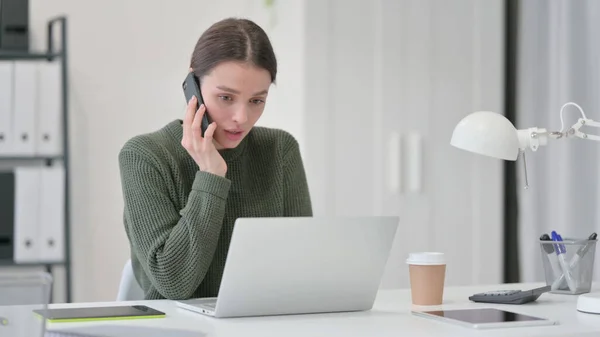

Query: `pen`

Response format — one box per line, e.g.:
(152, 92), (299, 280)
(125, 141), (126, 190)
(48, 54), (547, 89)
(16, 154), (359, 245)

(540, 234), (563, 280)
(572, 232), (598, 265)
(551, 231), (577, 292)
(552, 232), (597, 290)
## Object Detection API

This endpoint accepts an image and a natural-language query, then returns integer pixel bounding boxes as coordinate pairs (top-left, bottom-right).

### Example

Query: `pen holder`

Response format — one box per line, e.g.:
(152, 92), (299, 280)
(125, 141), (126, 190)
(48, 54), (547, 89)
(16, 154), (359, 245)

(539, 237), (597, 295)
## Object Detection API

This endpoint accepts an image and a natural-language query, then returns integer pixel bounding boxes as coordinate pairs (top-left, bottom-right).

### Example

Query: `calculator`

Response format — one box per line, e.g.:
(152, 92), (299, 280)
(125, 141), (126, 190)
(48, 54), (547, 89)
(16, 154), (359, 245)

(468, 285), (551, 304)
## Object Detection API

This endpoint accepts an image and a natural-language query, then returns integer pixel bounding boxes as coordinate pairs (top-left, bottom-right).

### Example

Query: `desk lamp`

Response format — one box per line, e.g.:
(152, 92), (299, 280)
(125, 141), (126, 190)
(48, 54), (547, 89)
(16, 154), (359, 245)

(449, 102), (600, 314)
(450, 102), (600, 189)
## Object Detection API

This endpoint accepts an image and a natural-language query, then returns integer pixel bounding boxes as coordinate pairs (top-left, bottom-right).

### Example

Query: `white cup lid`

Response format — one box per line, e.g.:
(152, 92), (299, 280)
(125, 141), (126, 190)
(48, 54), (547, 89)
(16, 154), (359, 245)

(406, 252), (446, 265)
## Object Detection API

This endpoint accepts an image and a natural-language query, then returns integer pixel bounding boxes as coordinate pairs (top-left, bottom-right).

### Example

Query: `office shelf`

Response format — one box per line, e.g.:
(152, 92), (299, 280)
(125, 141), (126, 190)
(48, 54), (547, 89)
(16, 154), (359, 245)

(0, 52), (62, 60)
(0, 259), (65, 267)
(0, 156), (64, 161)
(0, 16), (72, 303)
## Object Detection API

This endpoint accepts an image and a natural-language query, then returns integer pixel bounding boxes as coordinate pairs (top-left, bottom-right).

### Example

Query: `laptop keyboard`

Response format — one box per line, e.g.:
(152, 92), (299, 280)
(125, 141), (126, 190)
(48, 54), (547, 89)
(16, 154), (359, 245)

(200, 298), (217, 309)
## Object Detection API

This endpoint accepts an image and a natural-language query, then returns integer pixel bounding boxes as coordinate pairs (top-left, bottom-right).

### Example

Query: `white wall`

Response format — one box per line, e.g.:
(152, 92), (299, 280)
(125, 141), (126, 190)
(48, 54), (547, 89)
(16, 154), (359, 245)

(29, 0), (306, 302)
(304, 0), (505, 288)
(26, 0), (505, 302)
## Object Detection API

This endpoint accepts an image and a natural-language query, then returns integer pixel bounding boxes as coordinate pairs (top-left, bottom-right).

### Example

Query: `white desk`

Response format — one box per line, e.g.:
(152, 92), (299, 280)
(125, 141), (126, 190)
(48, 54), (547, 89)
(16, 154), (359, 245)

(48, 282), (600, 337)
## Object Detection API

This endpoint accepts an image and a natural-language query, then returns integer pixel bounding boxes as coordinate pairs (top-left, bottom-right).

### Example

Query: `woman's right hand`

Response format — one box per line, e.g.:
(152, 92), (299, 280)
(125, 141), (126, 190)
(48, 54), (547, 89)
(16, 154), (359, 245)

(181, 96), (227, 177)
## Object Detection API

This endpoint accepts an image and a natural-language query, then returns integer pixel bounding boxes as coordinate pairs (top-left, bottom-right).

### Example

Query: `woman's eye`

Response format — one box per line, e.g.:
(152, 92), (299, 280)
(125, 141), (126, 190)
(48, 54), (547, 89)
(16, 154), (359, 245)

(251, 99), (265, 105)
(219, 95), (232, 101)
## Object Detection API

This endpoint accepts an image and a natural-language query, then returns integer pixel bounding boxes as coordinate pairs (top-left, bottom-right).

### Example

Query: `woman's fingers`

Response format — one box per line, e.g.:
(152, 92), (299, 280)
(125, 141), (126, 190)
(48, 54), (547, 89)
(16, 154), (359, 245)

(204, 122), (217, 143)
(182, 96), (197, 148)
(191, 103), (206, 146)
(183, 96), (197, 128)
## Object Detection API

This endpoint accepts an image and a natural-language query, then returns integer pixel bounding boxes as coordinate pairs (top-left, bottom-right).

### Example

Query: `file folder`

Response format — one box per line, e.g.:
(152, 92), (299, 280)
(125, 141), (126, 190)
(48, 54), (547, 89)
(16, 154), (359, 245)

(36, 60), (62, 157)
(0, 62), (14, 156)
(39, 164), (64, 262)
(13, 166), (41, 263)
(0, 172), (15, 260)
(12, 61), (37, 156)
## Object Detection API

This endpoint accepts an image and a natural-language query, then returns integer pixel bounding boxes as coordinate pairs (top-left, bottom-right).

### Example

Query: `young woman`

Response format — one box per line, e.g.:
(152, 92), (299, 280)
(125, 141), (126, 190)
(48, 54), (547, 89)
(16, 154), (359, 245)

(118, 18), (313, 300)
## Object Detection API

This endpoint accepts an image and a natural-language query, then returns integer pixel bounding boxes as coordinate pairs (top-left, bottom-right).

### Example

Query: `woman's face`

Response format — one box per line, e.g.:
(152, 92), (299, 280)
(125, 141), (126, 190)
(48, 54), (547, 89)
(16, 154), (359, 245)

(199, 61), (271, 149)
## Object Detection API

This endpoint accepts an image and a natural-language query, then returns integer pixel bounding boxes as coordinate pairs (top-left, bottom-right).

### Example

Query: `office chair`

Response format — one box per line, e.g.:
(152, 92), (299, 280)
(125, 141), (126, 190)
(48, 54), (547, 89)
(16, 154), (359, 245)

(116, 259), (144, 301)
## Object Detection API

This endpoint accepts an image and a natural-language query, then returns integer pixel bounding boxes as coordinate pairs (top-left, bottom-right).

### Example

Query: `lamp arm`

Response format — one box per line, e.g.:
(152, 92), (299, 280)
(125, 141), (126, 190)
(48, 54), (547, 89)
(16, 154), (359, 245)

(514, 117), (600, 190)
(516, 117), (600, 152)
(553, 102), (600, 141)
(565, 118), (600, 141)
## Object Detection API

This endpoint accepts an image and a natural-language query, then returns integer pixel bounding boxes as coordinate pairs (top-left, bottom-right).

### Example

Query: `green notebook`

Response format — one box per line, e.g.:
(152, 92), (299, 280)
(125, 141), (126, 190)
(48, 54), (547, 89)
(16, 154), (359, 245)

(33, 305), (166, 323)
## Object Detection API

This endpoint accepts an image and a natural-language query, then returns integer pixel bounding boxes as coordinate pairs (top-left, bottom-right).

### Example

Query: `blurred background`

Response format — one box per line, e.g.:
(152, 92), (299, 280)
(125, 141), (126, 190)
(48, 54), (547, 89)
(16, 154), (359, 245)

(1, 0), (600, 303)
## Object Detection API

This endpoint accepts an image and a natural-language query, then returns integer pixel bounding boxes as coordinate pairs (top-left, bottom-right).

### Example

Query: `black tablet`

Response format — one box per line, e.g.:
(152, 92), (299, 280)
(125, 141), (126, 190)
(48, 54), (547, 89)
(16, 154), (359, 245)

(412, 308), (558, 329)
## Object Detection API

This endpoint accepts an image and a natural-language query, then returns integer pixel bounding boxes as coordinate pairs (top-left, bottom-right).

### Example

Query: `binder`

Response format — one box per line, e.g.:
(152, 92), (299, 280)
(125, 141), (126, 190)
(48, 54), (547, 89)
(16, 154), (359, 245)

(0, 172), (15, 260)
(12, 61), (37, 156)
(36, 60), (62, 156)
(13, 166), (41, 263)
(0, 62), (14, 155)
(38, 164), (65, 262)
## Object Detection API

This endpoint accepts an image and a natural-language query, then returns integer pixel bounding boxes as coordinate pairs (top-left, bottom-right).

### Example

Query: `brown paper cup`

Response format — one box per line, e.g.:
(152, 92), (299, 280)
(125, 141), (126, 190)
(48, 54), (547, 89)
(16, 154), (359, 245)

(406, 252), (446, 306)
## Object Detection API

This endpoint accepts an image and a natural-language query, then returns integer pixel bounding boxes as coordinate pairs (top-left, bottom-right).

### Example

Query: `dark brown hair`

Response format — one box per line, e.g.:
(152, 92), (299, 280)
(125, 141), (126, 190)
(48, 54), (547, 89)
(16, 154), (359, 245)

(190, 18), (277, 83)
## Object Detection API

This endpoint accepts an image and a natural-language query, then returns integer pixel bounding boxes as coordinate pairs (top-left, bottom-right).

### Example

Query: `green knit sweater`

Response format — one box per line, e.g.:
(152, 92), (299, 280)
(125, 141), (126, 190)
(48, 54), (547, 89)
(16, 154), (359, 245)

(118, 119), (313, 300)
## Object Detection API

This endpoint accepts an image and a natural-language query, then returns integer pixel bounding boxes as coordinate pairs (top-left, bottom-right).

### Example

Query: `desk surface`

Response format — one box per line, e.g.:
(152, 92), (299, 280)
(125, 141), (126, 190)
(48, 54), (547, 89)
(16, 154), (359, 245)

(48, 282), (600, 337)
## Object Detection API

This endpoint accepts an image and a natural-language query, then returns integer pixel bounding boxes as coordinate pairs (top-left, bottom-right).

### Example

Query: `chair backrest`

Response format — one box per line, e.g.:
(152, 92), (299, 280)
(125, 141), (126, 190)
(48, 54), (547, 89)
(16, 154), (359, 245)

(116, 259), (145, 301)
(0, 272), (52, 337)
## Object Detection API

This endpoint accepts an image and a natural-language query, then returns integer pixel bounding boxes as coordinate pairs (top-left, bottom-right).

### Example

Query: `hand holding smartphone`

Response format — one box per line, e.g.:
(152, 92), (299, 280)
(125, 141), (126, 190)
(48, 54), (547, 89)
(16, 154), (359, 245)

(182, 72), (210, 136)
(181, 72), (227, 177)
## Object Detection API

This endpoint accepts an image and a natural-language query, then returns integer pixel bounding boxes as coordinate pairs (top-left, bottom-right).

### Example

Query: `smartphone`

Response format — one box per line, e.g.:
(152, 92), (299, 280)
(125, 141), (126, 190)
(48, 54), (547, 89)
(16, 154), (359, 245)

(182, 72), (210, 136)
(32, 305), (166, 322)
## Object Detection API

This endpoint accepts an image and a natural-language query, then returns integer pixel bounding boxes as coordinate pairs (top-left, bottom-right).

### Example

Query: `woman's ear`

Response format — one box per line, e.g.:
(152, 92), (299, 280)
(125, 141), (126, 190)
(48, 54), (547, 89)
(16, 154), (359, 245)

(189, 67), (193, 73)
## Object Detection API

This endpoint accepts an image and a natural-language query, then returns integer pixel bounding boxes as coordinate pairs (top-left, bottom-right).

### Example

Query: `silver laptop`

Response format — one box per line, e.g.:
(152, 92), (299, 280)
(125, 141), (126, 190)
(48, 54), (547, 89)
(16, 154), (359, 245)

(176, 216), (399, 318)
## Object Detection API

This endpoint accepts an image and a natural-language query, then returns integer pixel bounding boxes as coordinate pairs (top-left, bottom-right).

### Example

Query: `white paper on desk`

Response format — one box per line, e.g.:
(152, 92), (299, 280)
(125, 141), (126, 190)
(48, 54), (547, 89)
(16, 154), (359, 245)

(47, 325), (205, 337)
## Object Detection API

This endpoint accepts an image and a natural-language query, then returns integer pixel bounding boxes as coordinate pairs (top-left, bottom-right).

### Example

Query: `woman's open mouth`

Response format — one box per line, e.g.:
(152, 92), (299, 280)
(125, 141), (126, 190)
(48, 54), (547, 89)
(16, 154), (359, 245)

(224, 129), (244, 141)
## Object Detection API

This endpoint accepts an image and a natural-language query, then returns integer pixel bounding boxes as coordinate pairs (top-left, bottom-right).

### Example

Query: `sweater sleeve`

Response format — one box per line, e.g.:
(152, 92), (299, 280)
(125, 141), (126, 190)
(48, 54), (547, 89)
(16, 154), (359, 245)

(118, 148), (230, 300)
(282, 138), (313, 216)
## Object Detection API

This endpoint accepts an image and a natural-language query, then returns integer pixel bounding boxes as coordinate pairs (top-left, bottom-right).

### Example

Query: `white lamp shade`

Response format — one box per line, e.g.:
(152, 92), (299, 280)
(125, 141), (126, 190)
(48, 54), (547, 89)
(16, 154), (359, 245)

(450, 111), (520, 161)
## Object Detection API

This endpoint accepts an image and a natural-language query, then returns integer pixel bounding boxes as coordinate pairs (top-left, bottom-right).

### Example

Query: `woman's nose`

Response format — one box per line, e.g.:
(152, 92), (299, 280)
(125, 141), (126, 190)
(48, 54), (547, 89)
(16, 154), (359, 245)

(232, 107), (248, 124)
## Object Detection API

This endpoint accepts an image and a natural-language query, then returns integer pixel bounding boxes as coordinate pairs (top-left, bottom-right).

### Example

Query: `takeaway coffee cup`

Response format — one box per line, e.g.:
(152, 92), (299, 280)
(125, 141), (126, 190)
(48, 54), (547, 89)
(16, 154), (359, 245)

(406, 252), (446, 306)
